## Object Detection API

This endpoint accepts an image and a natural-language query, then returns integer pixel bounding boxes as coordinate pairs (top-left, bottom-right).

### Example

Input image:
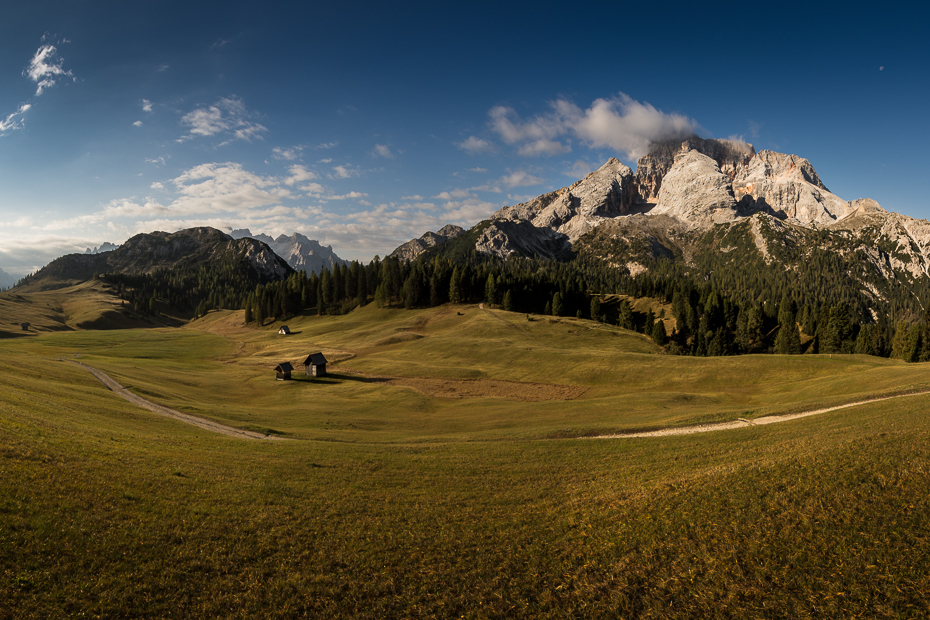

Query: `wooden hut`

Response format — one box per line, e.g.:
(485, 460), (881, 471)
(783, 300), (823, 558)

(278, 325), (291, 335)
(275, 362), (294, 380)
(20, 322), (29, 331)
(303, 352), (328, 377)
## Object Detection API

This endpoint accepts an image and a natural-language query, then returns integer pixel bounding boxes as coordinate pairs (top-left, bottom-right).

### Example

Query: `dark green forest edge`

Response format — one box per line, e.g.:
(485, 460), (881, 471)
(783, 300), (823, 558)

(90, 220), (930, 362)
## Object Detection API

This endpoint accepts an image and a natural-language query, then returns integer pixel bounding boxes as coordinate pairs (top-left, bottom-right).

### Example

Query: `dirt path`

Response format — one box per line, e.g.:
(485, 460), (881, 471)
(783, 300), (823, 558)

(65, 360), (288, 441)
(595, 390), (930, 439)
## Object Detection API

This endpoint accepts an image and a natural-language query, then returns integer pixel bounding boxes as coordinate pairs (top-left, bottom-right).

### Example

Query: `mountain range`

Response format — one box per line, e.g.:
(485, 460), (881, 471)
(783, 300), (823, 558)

(393, 135), (930, 321)
(230, 229), (346, 274)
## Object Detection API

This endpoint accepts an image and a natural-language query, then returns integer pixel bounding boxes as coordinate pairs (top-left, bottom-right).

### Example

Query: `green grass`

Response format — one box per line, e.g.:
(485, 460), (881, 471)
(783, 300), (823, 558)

(3, 303), (930, 617)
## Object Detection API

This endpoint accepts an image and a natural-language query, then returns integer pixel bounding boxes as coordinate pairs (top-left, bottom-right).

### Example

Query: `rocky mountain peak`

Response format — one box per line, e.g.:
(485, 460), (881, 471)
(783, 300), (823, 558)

(650, 150), (739, 226)
(629, 135), (755, 205)
(732, 150), (853, 225)
(390, 225), (466, 261)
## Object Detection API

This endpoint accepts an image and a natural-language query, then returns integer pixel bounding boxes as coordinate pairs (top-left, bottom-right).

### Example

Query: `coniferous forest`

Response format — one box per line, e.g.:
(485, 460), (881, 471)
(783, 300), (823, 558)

(91, 234), (930, 362)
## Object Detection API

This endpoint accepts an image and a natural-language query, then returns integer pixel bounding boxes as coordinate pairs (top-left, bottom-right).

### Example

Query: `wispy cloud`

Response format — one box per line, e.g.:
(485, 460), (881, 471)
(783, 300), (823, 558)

(372, 144), (394, 159)
(0, 104), (31, 134)
(25, 44), (74, 96)
(490, 106), (570, 156)
(133, 120), (143, 127)
(272, 145), (304, 160)
(457, 135), (495, 154)
(331, 164), (360, 179)
(179, 96), (267, 143)
(142, 99), (153, 113)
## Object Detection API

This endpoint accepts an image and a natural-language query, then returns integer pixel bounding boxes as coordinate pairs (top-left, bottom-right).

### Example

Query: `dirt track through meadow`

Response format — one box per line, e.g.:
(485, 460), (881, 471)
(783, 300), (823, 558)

(65, 360), (287, 440)
(595, 390), (930, 439)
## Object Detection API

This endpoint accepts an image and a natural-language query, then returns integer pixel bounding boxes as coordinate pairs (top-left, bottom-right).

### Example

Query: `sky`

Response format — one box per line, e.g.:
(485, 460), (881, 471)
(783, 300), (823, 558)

(1, 0), (928, 277)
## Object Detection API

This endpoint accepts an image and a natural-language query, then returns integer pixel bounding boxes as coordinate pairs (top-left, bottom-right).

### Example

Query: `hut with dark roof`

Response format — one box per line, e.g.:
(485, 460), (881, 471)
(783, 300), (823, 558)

(278, 325), (291, 335)
(303, 352), (328, 377)
(20, 322), (30, 331)
(275, 362), (294, 381)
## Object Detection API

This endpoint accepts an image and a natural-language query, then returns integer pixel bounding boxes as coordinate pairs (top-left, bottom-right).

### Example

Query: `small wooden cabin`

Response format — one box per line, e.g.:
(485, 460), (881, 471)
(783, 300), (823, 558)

(278, 325), (291, 335)
(275, 362), (294, 380)
(303, 352), (328, 377)
(20, 322), (30, 331)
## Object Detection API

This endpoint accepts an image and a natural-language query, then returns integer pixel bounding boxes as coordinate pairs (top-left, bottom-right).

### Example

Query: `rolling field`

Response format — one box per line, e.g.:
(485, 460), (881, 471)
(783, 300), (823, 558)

(2, 303), (930, 617)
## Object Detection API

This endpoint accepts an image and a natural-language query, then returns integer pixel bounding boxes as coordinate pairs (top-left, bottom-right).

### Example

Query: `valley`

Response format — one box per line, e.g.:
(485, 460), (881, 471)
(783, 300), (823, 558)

(3, 302), (930, 617)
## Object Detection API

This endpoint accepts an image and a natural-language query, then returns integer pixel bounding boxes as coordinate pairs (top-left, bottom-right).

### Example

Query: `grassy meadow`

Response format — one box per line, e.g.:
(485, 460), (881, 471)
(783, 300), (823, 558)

(2, 301), (930, 617)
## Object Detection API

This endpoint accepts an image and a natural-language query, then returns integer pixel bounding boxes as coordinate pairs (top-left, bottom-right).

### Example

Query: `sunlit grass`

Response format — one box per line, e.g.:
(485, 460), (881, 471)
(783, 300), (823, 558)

(3, 303), (930, 617)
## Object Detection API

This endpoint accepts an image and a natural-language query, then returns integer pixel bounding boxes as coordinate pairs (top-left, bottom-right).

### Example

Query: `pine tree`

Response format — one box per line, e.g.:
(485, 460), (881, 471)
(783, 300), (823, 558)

(651, 319), (668, 346)
(590, 296), (602, 322)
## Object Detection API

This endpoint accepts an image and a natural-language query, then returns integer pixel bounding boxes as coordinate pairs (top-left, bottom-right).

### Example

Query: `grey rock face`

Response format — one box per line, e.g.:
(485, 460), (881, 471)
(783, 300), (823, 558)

(491, 158), (633, 244)
(651, 150), (739, 227)
(390, 225), (465, 261)
(474, 220), (570, 260)
(231, 228), (347, 273)
(731, 150), (854, 225)
(629, 136), (755, 205)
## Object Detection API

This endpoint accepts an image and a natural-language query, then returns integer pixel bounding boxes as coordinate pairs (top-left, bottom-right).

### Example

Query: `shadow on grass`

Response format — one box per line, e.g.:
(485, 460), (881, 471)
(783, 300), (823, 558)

(287, 371), (391, 386)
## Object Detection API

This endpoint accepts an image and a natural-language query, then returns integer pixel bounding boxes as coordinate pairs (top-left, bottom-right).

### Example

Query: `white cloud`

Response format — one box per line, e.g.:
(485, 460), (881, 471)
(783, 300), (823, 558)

(151, 181), (165, 189)
(500, 170), (544, 188)
(142, 99), (153, 113)
(458, 136), (495, 154)
(133, 120), (143, 127)
(316, 142), (337, 149)
(486, 93), (699, 161)
(284, 164), (317, 185)
(331, 164), (359, 179)
(25, 45), (74, 96)
(555, 94), (697, 159)
(325, 191), (368, 200)
(180, 96), (267, 142)
(146, 156), (168, 166)
(489, 106), (570, 156)
(300, 182), (326, 196)
(434, 189), (473, 200)
(0, 103), (31, 134)
(272, 145), (304, 160)
(372, 144), (394, 158)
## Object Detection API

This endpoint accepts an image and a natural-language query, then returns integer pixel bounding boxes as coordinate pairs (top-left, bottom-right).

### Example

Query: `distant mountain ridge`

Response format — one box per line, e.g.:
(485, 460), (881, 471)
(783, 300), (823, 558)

(0, 267), (16, 290)
(84, 242), (119, 254)
(19, 227), (292, 291)
(230, 229), (347, 274)
(390, 225), (465, 261)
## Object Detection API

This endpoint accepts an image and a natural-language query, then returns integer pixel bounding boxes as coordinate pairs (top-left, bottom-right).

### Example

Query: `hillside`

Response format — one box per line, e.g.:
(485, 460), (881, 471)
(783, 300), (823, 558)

(17, 227), (292, 292)
(3, 305), (930, 617)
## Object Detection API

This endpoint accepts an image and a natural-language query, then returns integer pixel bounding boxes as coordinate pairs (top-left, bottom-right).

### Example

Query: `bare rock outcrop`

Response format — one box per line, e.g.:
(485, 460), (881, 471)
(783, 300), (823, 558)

(390, 225), (465, 261)
(474, 220), (570, 260)
(491, 158), (633, 243)
(629, 136), (755, 205)
(650, 150), (739, 227)
(732, 150), (854, 225)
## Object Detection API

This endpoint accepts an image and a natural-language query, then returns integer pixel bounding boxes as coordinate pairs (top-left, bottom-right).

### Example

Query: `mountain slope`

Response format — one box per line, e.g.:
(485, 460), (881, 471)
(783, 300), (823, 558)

(18, 227), (293, 291)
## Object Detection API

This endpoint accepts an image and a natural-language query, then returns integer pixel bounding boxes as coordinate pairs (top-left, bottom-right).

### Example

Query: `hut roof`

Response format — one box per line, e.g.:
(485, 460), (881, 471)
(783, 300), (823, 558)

(278, 325), (291, 334)
(303, 352), (327, 366)
(275, 362), (294, 373)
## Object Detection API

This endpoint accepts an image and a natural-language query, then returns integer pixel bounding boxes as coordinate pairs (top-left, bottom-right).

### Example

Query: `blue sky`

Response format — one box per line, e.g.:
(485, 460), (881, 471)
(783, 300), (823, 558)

(0, 1), (927, 276)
